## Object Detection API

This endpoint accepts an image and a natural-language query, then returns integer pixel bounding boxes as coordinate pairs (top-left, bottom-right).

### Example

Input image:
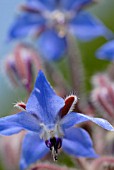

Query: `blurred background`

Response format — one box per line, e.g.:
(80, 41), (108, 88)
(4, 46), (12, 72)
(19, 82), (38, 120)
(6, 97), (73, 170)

(0, 0), (114, 170)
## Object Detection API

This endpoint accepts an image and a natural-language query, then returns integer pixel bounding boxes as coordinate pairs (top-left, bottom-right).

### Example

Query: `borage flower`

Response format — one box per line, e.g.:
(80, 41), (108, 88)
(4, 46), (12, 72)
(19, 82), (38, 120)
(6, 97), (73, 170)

(8, 0), (112, 60)
(0, 71), (114, 170)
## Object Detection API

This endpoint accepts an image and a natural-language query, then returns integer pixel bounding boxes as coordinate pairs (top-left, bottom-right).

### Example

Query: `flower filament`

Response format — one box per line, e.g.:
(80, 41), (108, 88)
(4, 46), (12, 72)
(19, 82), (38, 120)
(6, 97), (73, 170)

(40, 123), (63, 160)
(45, 137), (62, 161)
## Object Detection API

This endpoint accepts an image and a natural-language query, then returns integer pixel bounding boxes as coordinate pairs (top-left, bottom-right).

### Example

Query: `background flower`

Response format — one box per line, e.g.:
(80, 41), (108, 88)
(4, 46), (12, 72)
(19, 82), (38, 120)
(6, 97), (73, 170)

(91, 73), (114, 121)
(4, 43), (41, 92)
(8, 0), (112, 60)
(96, 40), (114, 61)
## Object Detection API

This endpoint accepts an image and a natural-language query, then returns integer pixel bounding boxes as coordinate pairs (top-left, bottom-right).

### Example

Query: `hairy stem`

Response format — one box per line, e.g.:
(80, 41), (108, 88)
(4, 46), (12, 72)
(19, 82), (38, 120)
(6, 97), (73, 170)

(44, 61), (70, 96)
(66, 33), (86, 107)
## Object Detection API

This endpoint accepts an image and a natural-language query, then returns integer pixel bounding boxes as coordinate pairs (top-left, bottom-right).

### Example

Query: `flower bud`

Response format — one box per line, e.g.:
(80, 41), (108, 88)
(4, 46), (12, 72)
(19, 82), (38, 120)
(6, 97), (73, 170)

(5, 43), (41, 92)
(91, 73), (114, 121)
(0, 131), (25, 170)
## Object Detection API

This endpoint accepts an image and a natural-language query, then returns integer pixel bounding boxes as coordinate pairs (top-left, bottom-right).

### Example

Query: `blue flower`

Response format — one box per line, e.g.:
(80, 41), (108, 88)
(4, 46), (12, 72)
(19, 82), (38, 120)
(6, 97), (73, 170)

(0, 70), (114, 170)
(8, 0), (112, 60)
(96, 40), (114, 61)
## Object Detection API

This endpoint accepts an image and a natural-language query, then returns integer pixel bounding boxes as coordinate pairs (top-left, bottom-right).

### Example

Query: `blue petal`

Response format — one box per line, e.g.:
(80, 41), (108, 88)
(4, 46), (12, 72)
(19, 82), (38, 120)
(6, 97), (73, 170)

(26, 0), (56, 11)
(37, 30), (67, 61)
(26, 71), (65, 124)
(8, 12), (45, 40)
(69, 11), (112, 41)
(20, 132), (49, 170)
(96, 40), (114, 61)
(61, 0), (92, 10)
(0, 112), (41, 135)
(62, 127), (98, 158)
(60, 112), (114, 130)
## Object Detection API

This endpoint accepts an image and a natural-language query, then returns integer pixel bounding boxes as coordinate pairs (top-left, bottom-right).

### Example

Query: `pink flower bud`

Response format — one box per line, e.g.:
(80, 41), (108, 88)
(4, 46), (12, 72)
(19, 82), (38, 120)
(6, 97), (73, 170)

(5, 43), (41, 92)
(0, 131), (25, 170)
(91, 73), (114, 121)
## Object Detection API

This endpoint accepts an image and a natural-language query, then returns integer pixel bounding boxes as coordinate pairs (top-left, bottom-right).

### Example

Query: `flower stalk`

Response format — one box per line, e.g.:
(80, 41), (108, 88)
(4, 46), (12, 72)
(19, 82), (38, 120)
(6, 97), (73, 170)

(66, 33), (86, 108)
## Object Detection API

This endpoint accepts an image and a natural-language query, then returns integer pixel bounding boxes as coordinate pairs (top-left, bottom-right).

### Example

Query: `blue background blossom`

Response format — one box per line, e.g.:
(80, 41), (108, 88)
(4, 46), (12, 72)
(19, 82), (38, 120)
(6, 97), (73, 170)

(96, 40), (114, 60)
(7, 0), (113, 61)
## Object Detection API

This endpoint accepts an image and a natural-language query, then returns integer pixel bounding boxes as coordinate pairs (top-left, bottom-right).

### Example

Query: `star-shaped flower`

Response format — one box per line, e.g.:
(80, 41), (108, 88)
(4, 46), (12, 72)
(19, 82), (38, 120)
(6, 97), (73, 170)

(8, 0), (112, 60)
(0, 71), (114, 170)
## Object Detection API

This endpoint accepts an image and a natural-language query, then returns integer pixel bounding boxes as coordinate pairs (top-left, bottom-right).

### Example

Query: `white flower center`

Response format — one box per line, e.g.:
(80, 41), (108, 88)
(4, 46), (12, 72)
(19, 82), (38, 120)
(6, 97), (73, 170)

(43, 10), (74, 37)
(39, 122), (64, 140)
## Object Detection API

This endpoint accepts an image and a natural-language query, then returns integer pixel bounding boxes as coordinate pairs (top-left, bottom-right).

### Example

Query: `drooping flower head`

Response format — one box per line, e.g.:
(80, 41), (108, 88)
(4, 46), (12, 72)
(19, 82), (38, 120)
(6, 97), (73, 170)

(8, 0), (112, 60)
(91, 73), (114, 121)
(4, 43), (41, 92)
(0, 71), (114, 170)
